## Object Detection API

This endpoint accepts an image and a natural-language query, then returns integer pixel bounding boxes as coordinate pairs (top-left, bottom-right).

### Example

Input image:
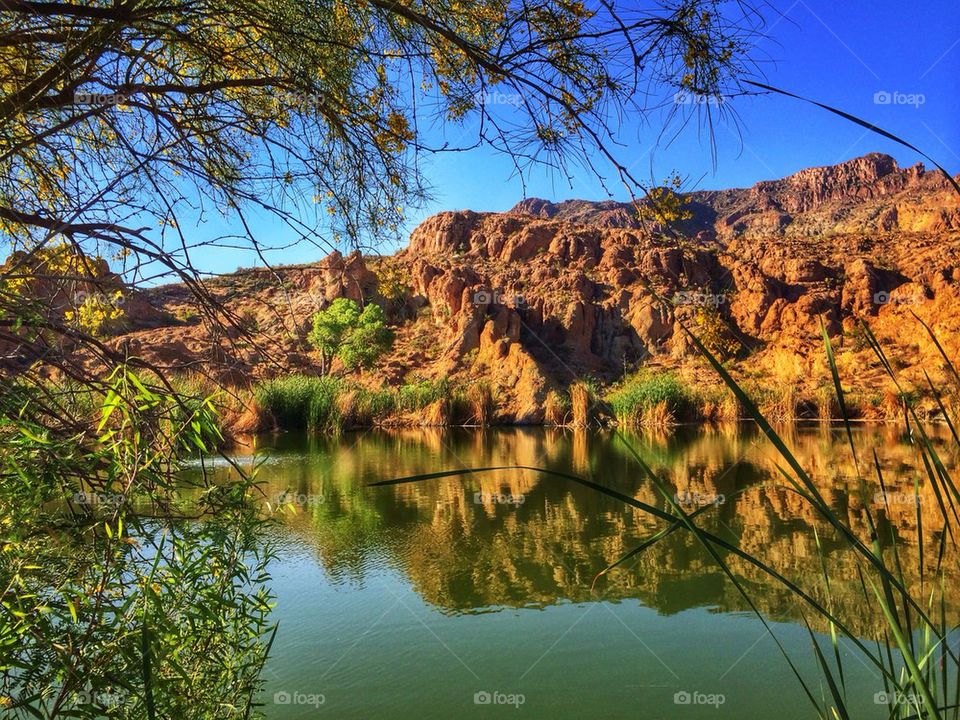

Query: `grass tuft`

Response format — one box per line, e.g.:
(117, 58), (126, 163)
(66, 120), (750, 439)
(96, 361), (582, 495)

(607, 371), (692, 426)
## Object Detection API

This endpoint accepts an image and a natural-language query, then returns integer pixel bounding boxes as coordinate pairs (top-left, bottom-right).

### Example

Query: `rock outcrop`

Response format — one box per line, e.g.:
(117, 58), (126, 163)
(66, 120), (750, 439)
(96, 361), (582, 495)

(37, 153), (960, 421)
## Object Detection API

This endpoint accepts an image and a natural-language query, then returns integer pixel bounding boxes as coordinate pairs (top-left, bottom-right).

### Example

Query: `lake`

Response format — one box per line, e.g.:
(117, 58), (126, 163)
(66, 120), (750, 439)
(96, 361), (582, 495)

(186, 424), (960, 719)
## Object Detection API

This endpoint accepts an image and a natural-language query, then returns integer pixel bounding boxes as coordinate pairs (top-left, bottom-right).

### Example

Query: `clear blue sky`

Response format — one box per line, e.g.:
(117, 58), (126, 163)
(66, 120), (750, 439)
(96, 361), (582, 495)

(184, 0), (960, 276)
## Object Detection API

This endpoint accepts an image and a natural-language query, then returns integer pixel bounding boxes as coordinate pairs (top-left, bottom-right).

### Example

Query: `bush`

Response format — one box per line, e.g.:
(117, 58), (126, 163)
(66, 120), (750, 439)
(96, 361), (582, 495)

(307, 298), (393, 373)
(607, 371), (693, 425)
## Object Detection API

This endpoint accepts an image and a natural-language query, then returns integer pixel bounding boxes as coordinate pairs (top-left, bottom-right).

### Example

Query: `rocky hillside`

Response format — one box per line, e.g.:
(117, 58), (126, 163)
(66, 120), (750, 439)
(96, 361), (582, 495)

(65, 153), (960, 422)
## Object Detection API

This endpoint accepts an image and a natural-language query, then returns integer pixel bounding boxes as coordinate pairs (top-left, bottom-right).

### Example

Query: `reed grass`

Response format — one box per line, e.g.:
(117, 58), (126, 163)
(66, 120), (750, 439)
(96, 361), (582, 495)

(253, 375), (344, 432)
(248, 375), (498, 432)
(466, 383), (494, 426)
(647, 317), (960, 719)
(422, 397), (450, 426)
(570, 381), (593, 427)
(606, 371), (692, 426)
(544, 389), (570, 426)
(396, 378), (451, 413)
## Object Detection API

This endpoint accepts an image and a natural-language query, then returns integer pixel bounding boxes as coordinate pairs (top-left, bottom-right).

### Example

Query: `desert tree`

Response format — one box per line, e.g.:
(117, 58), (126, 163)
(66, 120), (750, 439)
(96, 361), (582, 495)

(0, 0), (759, 315)
(309, 297), (393, 373)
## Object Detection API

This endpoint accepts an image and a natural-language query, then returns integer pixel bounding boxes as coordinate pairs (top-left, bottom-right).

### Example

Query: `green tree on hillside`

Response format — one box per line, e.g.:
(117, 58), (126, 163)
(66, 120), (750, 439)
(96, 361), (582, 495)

(309, 299), (393, 373)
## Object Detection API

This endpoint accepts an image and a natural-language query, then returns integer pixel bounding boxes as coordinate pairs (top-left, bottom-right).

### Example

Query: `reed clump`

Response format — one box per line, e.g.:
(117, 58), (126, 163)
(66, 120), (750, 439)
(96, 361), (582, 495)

(569, 381), (593, 427)
(544, 389), (570, 426)
(396, 378), (450, 413)
(353, 389), (395, 426)
(813, 383), (841, 419)
(757, 384), (798, 422)
(641, 400), (675, 427)
(422, 397), (450, 426)
(606, 371), (692, 426)
(466, 383), (494, 426)
(252, 375), (344, 432)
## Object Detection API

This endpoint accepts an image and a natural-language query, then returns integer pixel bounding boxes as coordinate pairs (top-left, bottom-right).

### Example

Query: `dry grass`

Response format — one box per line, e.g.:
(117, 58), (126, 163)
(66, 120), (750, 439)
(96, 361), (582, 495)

(225, 391), (269, 436)
(422, 397), (450, 426)
(699, 398), (720, 422)
(544, 390), (569, 426)
(466, 384), (494, 426)
(718, 391), (741, 421)
(814, 385), (840, 419)
(570, 382), (592, 428)
(336, 389), (359, 428)
(758, 385), (798, 422)
(641, 400), (675, 427)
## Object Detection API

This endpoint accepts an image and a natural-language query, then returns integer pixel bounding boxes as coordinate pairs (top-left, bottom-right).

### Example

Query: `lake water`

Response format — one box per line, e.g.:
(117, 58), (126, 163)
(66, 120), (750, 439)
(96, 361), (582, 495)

(190, 424), (960, 719)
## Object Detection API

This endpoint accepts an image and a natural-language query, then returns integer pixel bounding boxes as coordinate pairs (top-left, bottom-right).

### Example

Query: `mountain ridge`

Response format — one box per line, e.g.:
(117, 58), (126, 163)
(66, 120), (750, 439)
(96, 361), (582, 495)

(20, 152), (960, 427)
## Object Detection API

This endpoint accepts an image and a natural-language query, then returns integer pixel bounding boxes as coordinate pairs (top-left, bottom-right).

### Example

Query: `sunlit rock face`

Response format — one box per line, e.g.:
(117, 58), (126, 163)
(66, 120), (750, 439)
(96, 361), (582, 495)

(391, 154), (960, 418)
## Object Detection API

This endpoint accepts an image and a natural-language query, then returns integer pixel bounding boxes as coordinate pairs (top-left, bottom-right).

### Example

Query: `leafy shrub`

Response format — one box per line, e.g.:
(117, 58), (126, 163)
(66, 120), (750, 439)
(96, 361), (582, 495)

(373, 259), (412, 320)
(693, 307), (739, 359)
(64, 290), (125, 336)
(307, 298), (393, 373)
(0, 367), (274, 719)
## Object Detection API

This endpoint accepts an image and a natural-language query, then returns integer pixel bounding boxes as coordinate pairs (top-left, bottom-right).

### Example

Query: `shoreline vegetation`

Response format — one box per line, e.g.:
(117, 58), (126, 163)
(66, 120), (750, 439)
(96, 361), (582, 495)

(173, 369), (946, 440)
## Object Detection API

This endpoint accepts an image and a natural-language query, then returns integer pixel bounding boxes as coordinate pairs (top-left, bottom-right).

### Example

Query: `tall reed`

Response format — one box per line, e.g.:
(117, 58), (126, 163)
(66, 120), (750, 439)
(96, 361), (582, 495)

(570, 382), (592, 427)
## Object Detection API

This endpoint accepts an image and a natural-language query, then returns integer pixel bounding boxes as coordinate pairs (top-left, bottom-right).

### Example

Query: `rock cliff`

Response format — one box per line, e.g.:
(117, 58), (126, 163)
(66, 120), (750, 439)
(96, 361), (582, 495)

(47, 153), (960, 422)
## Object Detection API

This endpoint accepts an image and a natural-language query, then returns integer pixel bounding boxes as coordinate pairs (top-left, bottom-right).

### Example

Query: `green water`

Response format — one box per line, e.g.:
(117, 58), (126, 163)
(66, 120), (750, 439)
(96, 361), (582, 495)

(194, 424), (960, 719)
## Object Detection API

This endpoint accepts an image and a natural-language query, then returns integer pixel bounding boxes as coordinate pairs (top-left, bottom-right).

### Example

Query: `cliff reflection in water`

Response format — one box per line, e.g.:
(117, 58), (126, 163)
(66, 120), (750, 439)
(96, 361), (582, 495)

(216, 424), (960, 636)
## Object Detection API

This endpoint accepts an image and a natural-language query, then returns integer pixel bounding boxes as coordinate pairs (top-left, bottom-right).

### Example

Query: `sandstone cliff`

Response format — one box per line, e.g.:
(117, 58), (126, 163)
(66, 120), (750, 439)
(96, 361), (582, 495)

(49, 153), (960, 423)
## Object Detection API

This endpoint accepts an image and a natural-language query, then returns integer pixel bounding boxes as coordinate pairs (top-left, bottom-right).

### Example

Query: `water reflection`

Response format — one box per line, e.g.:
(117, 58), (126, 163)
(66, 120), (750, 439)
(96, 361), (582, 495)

(200, 423), (960, 637)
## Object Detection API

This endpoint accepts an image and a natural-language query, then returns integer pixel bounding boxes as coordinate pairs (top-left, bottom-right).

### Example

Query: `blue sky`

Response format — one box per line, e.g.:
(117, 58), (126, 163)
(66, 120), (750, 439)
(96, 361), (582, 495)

(183, 0), (960, 275)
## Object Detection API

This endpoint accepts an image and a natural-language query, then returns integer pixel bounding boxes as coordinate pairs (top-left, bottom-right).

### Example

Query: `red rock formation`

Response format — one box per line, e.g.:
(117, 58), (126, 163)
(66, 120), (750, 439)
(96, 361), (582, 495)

(21, 153), (960, 421)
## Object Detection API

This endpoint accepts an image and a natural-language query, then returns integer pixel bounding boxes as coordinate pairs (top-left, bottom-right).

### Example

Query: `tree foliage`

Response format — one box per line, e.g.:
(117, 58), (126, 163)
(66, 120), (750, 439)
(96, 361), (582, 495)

(0, 0), (758, 287)
(308, 298), (393, 372)
(0, 368), (274, 719)
(374, 258), (412, 320)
